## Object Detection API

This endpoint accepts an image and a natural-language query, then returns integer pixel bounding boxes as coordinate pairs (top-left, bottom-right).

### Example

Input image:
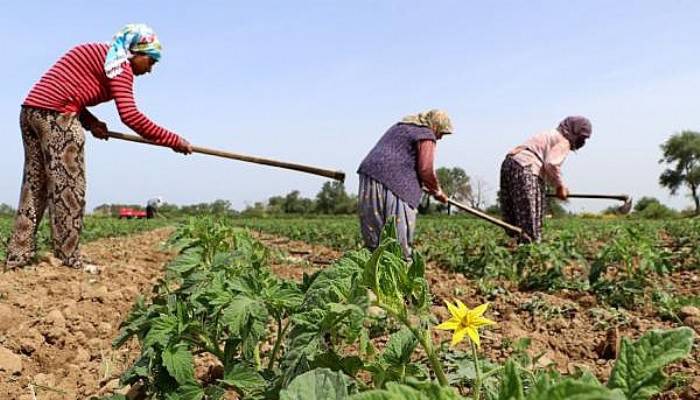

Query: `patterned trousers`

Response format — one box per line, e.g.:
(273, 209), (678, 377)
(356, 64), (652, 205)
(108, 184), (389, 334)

(358, 174), (417, 259)
(499, 156), (545, 243)
(5, 107), (86, 268)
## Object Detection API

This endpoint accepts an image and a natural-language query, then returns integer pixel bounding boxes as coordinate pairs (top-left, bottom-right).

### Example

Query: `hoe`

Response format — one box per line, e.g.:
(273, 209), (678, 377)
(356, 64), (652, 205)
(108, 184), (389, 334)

(446, 199), (531, 242)
(106, 131), (346, 182)
(546, 193), (633, 214)
(446, 193), (632, 242)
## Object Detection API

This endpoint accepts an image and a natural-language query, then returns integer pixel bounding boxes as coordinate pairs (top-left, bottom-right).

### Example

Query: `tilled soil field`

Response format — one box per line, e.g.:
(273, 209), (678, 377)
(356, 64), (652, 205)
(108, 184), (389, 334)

(0, 228), (697, 399)
(255, 231), (700, 400)
(0, 228), (175, 400)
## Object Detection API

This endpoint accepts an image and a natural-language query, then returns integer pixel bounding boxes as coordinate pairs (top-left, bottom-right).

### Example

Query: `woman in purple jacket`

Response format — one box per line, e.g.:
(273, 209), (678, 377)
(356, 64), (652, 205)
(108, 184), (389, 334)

(357, 109), (453, 258)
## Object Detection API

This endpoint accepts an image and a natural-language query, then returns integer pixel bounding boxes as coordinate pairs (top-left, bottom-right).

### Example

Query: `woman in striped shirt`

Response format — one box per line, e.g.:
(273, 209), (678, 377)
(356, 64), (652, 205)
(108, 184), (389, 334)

(5, 24), (191, 271)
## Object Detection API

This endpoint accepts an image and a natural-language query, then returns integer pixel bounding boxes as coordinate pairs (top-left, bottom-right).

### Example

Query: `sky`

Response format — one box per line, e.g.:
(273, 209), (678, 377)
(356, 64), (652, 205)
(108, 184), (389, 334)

(1, 0), (699, 213)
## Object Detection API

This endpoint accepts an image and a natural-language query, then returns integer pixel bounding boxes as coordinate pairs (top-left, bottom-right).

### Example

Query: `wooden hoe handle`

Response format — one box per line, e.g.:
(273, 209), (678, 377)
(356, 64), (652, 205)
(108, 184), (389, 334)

(107, 131), (346, 182)
(447, 199), (530, 240)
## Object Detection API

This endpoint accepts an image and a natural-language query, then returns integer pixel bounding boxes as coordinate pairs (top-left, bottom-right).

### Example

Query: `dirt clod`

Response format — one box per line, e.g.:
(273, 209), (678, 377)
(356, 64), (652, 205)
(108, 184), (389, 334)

(679, 306), (700, 319)
(0, 346), (22, 374)
(682, 316), (700, 333)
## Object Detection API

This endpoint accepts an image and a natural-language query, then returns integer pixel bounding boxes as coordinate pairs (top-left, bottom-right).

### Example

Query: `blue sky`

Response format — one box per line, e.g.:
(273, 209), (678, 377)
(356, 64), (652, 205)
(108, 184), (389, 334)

(1, 1), (699, 212)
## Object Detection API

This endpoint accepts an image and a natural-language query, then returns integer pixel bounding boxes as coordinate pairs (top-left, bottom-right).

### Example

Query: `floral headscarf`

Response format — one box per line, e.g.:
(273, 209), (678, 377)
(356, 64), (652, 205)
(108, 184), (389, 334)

(104, 24), (162, 79)
(401, 109), (454, 135)
(557, 116), (592, 150)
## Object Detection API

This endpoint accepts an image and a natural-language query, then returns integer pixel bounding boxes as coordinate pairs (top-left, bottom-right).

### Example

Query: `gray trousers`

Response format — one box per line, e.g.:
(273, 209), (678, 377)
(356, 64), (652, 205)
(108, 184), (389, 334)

(358, 174), (417, 259)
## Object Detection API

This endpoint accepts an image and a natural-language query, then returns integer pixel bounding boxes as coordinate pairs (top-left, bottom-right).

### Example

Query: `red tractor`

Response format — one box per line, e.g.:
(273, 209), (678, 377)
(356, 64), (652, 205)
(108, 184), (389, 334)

(118, 208), (147, 219)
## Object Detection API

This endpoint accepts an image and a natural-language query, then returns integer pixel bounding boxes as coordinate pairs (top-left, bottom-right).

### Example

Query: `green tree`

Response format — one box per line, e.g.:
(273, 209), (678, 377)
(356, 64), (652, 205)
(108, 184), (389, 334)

(659, 130), (700, 215)
(0, 203), (15, 215)
(435, 167), (472, 214)
(209, 199), (233, 215)
(633, 196), (662, 213)
(315, 182), (356, 214)
(624, 196), (677, 219)
(283, 190), (314, 214)
(241, 201), (267, 217)
(157, 203), (181, 215)
(267, 195), (285, 214)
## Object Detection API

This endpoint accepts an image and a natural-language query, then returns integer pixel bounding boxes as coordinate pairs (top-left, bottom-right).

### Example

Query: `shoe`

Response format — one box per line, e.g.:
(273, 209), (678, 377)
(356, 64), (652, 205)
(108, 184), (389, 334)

(82, 264), (100, 275)
(4, 256), (30, 270)
(61, 254), (101, 275)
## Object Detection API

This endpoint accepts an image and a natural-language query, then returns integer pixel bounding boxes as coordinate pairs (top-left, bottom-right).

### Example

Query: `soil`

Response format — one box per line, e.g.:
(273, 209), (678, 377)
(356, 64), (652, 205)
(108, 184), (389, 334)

(253, 231), (700, 400)
(0, 228), (175, 400)
(0, 227), (696, 399)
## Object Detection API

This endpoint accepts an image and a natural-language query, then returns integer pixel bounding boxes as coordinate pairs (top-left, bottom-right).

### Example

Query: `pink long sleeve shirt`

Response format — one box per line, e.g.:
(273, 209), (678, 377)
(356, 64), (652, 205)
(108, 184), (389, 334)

(508, 129), (571, 188)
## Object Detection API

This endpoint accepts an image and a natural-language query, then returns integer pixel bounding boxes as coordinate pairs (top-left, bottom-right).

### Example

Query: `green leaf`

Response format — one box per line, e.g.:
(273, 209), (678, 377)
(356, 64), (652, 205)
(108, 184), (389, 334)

(349, 382), (460, 400)
(280, 310), (324, 385)
(311, 353), (364, 377)
(359, 328), (376, 359)
(364, 245), (408, 313)
(280, 368), (353, 400)
(204, 385), (225, 400)
(167, 249), (203, 276)
(376, 218), (407, 259)
(176, 382), (205, 400)
(579, 371), (603, 386)
(221, 295), (268, 337)
(398, 381), (462, 400)
(269, 286), (304, 311)
(112, 296), (151, 348)
(526, 379), (626, 400)
(143, 314), (178, 348)
(162, 345), (195, 385)
(498, 360), (524, 400)
(119, 350), (153, 386)
(607, 327), (694, 400)
(220, 363), (267, 396)
(382, 327), (418, 367)
(408, 251), (425, 282)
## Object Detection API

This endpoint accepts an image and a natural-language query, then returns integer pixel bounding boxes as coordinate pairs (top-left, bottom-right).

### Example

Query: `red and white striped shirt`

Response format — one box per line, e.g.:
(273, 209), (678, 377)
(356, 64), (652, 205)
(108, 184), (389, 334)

(23, 43), (180, 147)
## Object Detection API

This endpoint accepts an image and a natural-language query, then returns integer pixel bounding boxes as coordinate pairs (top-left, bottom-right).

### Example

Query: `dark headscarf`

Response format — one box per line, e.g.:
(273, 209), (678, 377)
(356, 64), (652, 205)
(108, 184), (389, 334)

(557, 116), (592, 150)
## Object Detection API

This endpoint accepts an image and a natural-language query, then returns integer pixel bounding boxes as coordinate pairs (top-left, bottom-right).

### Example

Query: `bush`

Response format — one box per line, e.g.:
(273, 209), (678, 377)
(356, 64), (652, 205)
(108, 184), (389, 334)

(0, 203), (16, 216)
(635, 202), (678, 219)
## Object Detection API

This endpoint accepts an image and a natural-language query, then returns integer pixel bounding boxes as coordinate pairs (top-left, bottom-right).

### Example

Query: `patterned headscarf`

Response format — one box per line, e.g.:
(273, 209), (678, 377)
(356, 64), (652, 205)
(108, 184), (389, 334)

(401, 109), (454, 135)
(557, 116), (592, 150)
(104, 24), (162, 79)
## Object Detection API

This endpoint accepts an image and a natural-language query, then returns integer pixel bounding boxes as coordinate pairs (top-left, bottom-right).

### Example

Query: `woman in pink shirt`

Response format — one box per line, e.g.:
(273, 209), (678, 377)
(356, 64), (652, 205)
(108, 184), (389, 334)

(5, 24), (192, 271)
(499, 116), (592, 242)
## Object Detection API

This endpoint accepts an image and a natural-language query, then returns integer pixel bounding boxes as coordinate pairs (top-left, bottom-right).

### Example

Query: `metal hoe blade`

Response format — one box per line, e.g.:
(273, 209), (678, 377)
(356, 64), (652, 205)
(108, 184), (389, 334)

(618, 196), (633, 215)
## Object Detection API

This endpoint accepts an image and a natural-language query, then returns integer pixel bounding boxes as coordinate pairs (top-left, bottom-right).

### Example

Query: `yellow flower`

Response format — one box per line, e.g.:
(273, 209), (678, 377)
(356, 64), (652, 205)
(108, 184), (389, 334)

(435, 300), (496, 347)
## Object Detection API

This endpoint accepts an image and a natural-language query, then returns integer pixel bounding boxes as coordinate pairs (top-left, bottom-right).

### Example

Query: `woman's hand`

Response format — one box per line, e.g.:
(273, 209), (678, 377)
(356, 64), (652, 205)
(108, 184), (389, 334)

(173, 137), (193, 155)
(89, 121), (109, 140)
(433, 189), (449, 204)
(556, 185), (569, 200)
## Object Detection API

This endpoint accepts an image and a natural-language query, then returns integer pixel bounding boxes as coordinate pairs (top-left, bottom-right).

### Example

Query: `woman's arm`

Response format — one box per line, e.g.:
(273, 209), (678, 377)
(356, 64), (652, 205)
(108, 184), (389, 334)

(417, 140), (447, 202)
(542, 135), (571, 198)
(78, 109), (99, 129)
(109, 70), (182, 147)
(79, 109), (109, 140)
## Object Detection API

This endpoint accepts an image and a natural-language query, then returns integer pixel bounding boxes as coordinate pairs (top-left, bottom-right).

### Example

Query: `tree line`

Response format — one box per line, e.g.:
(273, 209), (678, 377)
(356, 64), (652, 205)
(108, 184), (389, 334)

(3, 131), (697, 218)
